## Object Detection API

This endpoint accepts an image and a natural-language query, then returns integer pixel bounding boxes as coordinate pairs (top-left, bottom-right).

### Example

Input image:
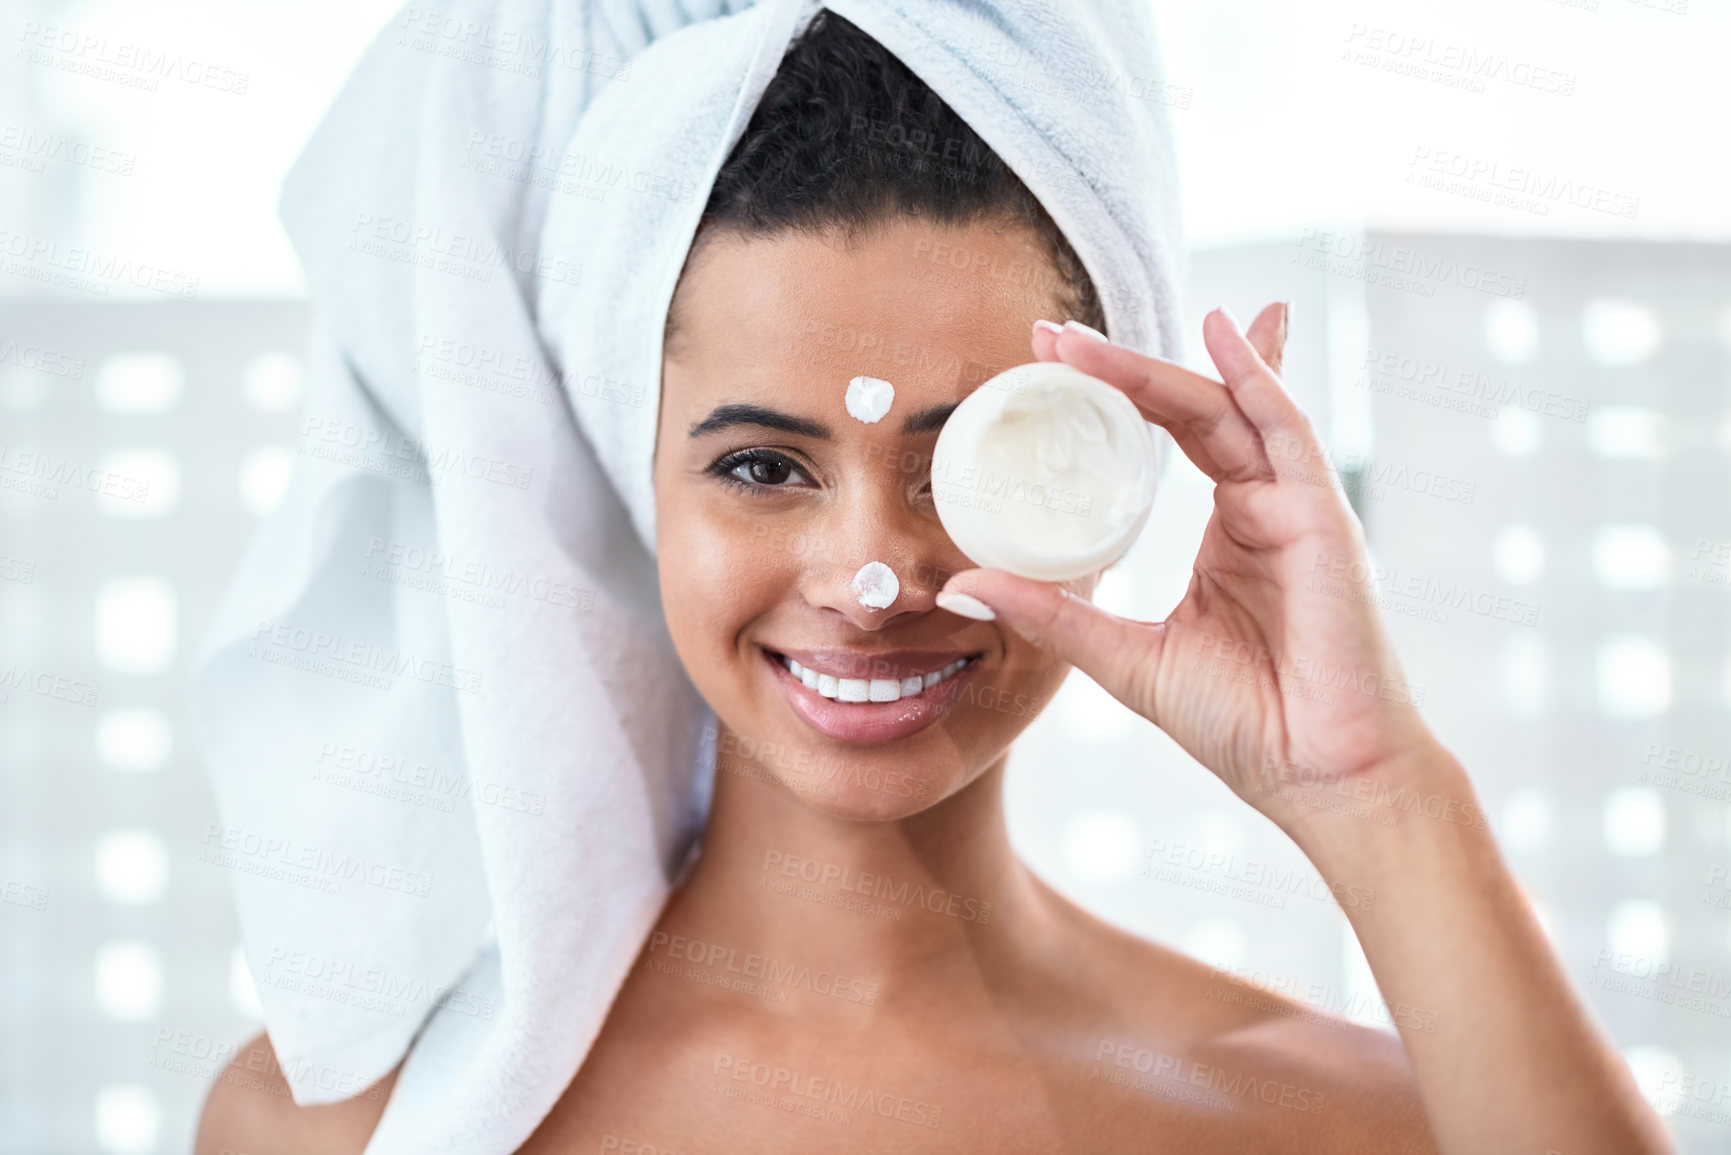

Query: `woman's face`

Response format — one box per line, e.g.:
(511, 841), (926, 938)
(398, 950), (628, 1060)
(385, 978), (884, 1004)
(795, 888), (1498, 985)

(654, 217), (1095, 821)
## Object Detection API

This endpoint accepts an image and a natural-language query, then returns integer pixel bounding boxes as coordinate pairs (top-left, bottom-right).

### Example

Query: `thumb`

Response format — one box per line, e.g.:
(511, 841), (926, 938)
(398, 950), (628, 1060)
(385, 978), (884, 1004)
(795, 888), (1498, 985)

(938, 568), (1164, 708)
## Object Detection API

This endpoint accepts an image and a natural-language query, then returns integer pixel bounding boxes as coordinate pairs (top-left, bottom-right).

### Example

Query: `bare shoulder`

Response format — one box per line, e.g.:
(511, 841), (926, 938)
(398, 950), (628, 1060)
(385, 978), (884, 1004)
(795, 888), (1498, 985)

(1191, 987), (1439, 1153)
(1048, 895), (1439, 1153)
(194, 1031), (399, 1155)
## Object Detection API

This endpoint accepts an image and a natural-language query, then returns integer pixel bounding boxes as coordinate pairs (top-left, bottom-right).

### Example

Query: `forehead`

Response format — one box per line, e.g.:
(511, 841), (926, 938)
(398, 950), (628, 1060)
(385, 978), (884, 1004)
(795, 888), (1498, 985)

(661, 218), (1065, 420)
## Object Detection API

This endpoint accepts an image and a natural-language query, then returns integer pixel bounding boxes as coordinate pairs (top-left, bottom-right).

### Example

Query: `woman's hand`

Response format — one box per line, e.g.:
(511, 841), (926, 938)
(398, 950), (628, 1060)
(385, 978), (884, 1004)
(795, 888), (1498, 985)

(942, 308), (1676, 1155)
(940, 305), (1446, 835)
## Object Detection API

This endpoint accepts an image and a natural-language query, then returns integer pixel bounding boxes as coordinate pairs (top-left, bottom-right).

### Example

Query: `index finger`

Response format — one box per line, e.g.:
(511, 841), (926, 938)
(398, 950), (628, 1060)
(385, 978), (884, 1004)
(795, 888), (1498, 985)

(1051, 323), (1271, 483)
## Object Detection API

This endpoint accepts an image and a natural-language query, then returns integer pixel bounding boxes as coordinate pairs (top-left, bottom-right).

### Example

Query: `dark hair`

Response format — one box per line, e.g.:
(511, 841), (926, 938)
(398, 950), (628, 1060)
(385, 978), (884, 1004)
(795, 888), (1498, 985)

(666, 8), (1103, 348)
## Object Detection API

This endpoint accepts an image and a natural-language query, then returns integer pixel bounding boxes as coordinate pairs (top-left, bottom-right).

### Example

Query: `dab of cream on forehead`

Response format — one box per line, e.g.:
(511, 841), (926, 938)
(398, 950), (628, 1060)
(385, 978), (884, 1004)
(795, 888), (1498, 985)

(846, 376), (895, 424)
(852, 561), (898, 609)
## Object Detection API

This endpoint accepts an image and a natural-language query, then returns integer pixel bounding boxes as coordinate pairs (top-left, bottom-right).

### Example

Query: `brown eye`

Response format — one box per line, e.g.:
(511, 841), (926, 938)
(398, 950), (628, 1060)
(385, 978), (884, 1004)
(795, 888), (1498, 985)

(744, 457), (792, 485)
(709, 448), (815, 492)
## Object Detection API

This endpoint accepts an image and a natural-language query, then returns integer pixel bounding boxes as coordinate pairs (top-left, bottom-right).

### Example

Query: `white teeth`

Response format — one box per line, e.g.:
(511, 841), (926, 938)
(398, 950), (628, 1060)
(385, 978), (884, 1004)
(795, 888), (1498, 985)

(781, 654), (972, 703)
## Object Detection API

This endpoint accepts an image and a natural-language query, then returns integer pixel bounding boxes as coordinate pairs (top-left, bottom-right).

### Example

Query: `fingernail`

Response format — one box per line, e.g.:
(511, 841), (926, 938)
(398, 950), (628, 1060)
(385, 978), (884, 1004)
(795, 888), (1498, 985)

(1062, 320), (1109, 343)
(1033, 319), (1064, 337)
(936, 590), (997, 621)
(1279, 301), (1291, 343)
(1217, 306), (1242, 334)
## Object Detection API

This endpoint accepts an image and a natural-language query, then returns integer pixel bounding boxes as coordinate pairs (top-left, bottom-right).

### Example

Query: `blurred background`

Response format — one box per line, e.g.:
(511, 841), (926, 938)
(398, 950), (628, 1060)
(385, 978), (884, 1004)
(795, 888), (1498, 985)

(3, 0), (1730, 1150)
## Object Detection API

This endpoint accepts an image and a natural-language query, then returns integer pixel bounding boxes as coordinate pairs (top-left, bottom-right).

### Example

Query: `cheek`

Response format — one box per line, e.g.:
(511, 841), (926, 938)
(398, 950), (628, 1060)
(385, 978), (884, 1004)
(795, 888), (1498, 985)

(657, 498), (787, 670)
(1010, 639), (1071, 703)
(979, 625), (1073, 725)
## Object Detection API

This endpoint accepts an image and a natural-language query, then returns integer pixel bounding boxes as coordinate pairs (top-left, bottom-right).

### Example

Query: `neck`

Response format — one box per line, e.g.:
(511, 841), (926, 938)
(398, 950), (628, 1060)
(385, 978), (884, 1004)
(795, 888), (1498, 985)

(666, 728), (1059, 1007)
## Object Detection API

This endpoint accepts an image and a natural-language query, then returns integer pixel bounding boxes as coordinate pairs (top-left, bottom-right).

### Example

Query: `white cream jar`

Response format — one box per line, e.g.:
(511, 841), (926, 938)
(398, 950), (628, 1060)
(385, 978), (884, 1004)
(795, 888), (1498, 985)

(931, 361), (1158, 582)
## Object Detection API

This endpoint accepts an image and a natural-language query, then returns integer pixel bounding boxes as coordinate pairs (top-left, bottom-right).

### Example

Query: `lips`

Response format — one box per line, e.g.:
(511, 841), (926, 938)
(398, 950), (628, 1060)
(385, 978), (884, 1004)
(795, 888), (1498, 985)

(759, 645), (985, 746)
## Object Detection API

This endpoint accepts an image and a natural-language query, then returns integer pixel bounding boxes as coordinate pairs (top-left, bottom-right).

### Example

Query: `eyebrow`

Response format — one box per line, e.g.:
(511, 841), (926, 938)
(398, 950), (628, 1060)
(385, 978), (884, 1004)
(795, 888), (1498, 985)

(900, 402), (958, 436)
(688, 400), (959, 439)
(688, 404), (830, 439)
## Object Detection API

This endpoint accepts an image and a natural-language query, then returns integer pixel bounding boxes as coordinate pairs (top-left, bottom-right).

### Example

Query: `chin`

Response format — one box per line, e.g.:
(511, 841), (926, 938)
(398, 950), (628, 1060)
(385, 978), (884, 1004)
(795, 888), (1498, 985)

(709, 709), (980, 823)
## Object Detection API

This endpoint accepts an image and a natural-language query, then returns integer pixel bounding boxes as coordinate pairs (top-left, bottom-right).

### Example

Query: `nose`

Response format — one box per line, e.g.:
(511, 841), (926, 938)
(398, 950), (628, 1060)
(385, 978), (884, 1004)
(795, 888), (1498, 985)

(802, 545), (947, 631)
(794, 495), (958, 632)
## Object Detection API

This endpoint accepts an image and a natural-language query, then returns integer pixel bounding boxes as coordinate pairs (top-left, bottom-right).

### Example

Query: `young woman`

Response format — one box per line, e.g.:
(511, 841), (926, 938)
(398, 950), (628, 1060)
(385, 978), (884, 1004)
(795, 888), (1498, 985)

(198, 11), (1671, 1154)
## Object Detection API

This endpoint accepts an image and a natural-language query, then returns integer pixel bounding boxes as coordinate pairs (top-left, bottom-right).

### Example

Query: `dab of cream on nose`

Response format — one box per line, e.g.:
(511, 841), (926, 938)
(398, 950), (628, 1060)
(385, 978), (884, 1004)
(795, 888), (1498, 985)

(851, 561), (899, 609)
(846, 376), (895, 424)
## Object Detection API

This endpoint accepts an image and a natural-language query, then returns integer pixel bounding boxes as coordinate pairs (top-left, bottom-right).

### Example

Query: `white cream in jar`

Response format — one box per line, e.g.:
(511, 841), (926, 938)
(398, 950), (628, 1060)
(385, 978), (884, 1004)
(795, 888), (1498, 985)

(931, 361), (1157, 581)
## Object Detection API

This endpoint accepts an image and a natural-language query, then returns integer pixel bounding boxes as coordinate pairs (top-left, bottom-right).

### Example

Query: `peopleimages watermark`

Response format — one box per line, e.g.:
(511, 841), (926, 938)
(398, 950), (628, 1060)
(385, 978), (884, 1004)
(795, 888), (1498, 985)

(745, 524), (962, 594)
(0, 335), (85, 379)
(847, 114), (999, 186)
(0, 441), (150, 504)
(14, 22), (251, 95)
(703, 725), (930, 804)
(1406, 146), (1640, 220)
(345, 212), (581, 287)
(1205, 964), (1443, 1034)
(299, 416), (534, 492)
(1357, 345), (1588, 423)
(1292, 230), (1526, 299)
(643, 931), (880, 1006)
(198, 823), (436, 898)
(311, 741), (547, 816)
(0, 877), (49, 911)
(1263, 427), (1479, 506)
(957, 31), (1193, 110)
(1686, 538), (1731, 590)
(1256, 754), (1490, 831)
(248, 617), (485, 696)
(931, 459), (1097, 522)
(1653, 1067), (1731, 1129)
(600, 1135), (688, 1155)
(0, 662), (100, 709)
(1306, 548), (1541, 629)
(148, 1029), (384, 1100)
(0, 554), (34, 585)
(760, 849), (993, 924)
(461, 131), (695, 205)
(361, 536), (596, 614)
(394, 6), (631, 81)
(1618, 0), (1689, 14)
(414, 332), (645, 410)
(1637, 742), (1731, 806)
(0, 226), (199, 298)
(1585, 948), (1731, 1018)
(1341, 24), (1577, 96)
(1705, 864), (1731, 912)
(414, 333), (558, 407)
(257, 945), (497, 1020)
(1141, 838), (1374, 912)
(1093, 1040), (1328, 1115)
(711, 1053), (943, 1129)
(0, 122), (134, 177)
(799, 315), (972, 384)
(909, 234), (1070, 297)
(1191, 632), (1428, 709)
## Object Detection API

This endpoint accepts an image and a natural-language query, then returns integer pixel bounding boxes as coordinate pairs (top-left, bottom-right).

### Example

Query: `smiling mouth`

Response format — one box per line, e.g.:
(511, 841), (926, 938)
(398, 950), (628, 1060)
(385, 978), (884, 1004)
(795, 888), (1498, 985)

(762, 649), (982, 704)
